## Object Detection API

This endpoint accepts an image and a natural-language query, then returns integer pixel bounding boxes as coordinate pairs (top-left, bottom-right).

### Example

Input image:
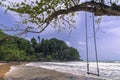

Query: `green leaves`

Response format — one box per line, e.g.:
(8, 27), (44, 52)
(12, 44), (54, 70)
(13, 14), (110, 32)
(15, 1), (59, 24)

(0, 31), (80, 61)
(0, 0), (80, 33)
(96, 17), (102, 24)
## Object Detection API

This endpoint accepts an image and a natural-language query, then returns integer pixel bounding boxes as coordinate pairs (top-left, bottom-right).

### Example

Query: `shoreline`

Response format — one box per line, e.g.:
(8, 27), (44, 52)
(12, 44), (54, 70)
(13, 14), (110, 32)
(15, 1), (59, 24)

(0, 62), (27, 79)
(0, 62), (105, 80)
(0, 63), (9, 79)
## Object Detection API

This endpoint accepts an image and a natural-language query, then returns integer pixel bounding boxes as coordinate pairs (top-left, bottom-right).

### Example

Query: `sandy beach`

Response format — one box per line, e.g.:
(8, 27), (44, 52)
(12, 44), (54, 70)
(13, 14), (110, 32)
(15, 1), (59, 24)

(0, 63), (9, 78)
(0, 62), (26, 79)
(0, 62), (105, 80)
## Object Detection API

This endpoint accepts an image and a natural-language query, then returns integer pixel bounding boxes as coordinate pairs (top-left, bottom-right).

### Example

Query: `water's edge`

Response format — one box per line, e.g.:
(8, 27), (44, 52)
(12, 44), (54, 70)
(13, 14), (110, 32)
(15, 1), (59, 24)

(4, 62), (104, 80)
(25, 62), (120, 80)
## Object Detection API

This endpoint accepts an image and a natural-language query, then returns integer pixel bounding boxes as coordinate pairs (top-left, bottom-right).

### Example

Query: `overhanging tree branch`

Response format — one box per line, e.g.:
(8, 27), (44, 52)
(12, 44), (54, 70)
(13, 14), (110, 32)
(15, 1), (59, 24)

(27, 1), (120, 33)
(1, 1), (120, 33)
(47, 1), (120, 21)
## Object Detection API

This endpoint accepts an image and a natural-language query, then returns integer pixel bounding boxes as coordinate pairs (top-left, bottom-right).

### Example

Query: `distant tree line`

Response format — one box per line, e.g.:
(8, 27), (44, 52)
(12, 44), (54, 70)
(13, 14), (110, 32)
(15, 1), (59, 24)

(0, 30), (80, 61)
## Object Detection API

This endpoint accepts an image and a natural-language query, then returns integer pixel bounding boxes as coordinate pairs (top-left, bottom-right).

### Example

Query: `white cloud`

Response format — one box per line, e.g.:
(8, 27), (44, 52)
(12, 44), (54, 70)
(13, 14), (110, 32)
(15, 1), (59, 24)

(25, 37), (31, 41)
(105, 27), (120, 36)
(78, 41), (86, 46)
(1, 0), (37, 19)
(101, 20), (120, 28)
(100, 16), (120, 28)
(78, 41), (86, 51)
(78, 46), (86, 51)
(1, 0), (35, 4)
(101, 25), (120, 37)
(97, 16), (120, 37)
(65, 41), (72, 47)
(40, 26), (56, 35)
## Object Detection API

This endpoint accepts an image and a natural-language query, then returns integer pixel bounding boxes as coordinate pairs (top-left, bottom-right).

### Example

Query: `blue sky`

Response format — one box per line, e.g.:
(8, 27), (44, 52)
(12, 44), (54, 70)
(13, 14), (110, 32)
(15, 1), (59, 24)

(1, 1), (120, 61)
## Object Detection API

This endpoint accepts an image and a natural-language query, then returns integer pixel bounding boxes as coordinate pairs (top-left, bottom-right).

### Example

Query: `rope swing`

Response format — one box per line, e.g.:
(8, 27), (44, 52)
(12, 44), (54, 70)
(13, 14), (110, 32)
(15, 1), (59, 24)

(85, 10), (100, 76)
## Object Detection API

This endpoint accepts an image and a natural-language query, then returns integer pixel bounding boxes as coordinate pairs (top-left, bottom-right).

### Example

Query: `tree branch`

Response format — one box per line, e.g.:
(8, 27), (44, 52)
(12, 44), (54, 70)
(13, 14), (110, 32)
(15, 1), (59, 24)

(28, 1), (120, 33)
(2, 1), (120, 33)
(46, 1), (120, 24)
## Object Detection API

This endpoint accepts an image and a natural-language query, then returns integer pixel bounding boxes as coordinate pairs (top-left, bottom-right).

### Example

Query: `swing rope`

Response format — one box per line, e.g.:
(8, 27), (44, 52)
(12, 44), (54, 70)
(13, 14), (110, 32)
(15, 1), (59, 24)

(92, 13), (99, 76)
(85, 9), (99, 76)
(85, 8), (89, 74)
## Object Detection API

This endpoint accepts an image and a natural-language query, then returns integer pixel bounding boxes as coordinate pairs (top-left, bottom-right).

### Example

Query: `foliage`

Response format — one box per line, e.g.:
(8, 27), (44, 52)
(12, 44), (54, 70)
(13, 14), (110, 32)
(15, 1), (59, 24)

(1, 0), (120, 34)
(0, 0), (80, 33)
(46, 55), (52, 61)
(0, 30), (80, 61)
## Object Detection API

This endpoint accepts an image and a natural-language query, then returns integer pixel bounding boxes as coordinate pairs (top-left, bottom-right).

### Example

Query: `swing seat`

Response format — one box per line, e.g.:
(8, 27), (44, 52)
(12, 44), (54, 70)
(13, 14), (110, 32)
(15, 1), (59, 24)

(87, 72), (99, 76)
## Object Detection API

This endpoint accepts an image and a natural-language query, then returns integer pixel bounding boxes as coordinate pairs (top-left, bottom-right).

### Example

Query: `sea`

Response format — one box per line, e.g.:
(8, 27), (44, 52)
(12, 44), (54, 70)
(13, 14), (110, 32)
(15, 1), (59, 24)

(25, 61), (120, 80)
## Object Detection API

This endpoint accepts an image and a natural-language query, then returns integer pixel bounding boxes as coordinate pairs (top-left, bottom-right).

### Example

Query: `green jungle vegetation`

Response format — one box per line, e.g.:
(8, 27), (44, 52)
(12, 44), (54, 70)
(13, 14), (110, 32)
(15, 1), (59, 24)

(0, 30), (80, 61)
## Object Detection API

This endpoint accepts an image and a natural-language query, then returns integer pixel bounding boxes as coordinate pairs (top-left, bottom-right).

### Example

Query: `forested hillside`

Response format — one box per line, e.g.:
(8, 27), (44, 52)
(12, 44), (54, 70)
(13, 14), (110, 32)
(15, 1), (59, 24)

(0, 30), (80, 61)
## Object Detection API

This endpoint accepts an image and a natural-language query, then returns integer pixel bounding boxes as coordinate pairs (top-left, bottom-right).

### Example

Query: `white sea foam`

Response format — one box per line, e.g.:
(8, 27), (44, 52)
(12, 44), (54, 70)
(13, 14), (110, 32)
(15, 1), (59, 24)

(0, 63), (6, 65)
(26, 61), (120, 80)
(5, 66), (20, 77)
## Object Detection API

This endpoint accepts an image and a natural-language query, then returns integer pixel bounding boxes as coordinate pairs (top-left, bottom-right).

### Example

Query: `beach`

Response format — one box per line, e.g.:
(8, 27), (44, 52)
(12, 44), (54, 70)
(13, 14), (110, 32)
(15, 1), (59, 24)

(0, 63), (9, 78)
(0, 62), (105, 80)
(0, 62), (26, 79)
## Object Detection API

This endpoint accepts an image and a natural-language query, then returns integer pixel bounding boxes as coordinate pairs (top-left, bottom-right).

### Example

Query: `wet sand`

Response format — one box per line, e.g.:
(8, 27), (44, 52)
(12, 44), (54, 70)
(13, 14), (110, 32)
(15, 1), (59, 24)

(0, 63), (9, 78)
(0, 62), (26, 79)
(0, 62), (105, 80)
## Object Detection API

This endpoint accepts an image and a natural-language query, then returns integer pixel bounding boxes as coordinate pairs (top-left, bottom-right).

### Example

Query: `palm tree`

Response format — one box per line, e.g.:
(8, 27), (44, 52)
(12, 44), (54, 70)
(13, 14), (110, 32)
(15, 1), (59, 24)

(38, 36), (40, 44)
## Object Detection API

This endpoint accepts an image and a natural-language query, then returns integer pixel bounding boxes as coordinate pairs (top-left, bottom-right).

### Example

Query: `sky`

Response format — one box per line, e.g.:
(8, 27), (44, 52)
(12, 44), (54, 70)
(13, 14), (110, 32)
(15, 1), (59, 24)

(0, 0), (120, 61)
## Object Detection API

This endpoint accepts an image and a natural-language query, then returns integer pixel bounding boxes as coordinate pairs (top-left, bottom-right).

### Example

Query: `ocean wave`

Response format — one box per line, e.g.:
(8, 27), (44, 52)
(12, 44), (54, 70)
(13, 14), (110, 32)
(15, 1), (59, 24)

(25, 62), (120, 80)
